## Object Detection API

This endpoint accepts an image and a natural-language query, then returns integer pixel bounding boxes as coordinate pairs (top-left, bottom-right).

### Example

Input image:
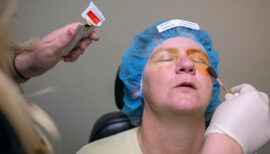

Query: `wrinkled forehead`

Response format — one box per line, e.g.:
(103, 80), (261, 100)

(151, 37), (207, 56)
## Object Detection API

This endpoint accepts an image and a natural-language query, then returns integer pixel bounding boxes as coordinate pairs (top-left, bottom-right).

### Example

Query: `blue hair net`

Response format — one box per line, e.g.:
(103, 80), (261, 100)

(119, 19), (221, 125)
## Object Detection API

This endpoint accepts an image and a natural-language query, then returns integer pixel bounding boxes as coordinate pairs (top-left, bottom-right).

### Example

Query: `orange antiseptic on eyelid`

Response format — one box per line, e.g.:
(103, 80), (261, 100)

(149, 48), (210, 76)
(148, 48), (178, 73)
(186, 49), (210, 76)
(149, 48), (179, 62)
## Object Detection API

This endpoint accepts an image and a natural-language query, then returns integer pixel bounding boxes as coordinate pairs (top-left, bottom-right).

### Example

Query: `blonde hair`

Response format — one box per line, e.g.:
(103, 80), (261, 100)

(0, 0), (40, 74)
(0, 0), (59, 153)
(0, 70), (59, 154)
(0, 0), (15, 75)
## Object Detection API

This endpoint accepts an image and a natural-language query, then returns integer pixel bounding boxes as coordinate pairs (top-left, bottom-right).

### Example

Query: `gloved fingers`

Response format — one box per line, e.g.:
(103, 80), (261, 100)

(224, 93), (234, 101)
(230, 83), (258, 94)
(224, 92), (240, 101)
(258, 92), (270, 105)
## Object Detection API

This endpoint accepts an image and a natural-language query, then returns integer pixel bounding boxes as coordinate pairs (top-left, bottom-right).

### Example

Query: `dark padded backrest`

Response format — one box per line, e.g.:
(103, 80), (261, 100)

(89, 68), (134, 143)
(114, 68), (125, 110)
(89, 112), (134, 142)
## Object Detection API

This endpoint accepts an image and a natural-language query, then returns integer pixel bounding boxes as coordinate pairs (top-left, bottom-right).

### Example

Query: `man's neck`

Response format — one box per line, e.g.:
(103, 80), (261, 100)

(137, 109), (205, 154)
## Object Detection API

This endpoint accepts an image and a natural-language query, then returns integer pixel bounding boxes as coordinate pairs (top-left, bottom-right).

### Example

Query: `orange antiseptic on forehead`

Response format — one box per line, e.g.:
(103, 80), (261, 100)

(186, 49), (210, 76)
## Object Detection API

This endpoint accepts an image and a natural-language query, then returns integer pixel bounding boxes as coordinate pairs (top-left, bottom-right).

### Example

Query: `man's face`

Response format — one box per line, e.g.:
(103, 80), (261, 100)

(142, 37), (213, 117)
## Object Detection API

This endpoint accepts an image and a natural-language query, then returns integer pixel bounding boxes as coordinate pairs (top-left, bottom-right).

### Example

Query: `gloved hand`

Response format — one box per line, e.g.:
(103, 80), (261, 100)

(205, 83), (270, 154)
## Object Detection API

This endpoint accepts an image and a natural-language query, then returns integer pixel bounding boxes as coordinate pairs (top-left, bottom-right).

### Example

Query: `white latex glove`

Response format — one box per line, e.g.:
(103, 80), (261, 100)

(205, 83), (270, 154)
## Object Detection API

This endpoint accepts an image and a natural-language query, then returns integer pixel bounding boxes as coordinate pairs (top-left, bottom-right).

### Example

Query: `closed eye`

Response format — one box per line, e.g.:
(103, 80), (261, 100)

(150, 48), (178, 63)
(155, 54), (176, 62)
(192, 60), (206, 64)
(159, 58), (174, 62)
(188, 52), (209, 65)
(190, 56), (208, 64)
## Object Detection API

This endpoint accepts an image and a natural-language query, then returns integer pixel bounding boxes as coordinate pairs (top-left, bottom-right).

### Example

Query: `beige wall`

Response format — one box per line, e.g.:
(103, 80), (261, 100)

(13, 0), (270, 153)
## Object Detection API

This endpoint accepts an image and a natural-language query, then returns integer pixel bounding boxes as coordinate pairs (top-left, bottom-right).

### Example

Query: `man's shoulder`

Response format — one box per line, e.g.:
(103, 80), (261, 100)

(77, 127), (139, 154)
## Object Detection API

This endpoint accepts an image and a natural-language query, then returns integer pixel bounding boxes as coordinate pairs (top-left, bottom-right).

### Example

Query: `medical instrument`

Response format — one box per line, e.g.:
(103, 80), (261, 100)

(207, 66), (234, 94)
(61, 1), (105, 56)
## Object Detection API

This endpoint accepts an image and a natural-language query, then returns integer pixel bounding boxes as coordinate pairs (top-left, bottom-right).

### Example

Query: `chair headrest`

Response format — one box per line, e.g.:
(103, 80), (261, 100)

(89, 112), (135, 142)
(114, 67), (125, 110)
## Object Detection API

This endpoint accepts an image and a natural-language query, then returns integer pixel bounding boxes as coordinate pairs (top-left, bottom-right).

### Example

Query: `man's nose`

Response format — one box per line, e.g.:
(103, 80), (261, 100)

(175, 56), (196, 75)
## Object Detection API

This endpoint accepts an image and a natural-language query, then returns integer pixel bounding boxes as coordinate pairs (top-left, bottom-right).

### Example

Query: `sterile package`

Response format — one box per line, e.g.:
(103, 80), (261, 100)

(61, 1), (105, 56)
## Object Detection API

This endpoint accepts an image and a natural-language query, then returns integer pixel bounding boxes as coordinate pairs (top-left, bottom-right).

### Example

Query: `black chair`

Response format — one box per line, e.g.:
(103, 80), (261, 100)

(89, 68), (134, 142)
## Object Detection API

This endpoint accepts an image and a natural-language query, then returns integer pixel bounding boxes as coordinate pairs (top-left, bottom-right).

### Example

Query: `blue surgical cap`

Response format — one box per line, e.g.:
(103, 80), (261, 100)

(119, 19), (221, 125)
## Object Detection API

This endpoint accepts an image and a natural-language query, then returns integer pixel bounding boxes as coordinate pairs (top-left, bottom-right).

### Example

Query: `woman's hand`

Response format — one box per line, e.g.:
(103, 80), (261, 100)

(205, 83), (270, 154)
(15, 22), (99, 78)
